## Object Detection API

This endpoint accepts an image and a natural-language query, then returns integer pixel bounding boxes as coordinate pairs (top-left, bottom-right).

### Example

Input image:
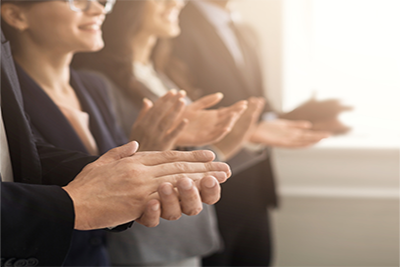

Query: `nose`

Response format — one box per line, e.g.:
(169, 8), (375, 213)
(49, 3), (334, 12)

(166, 0), (185, 9)
(86, 0), (107, 15)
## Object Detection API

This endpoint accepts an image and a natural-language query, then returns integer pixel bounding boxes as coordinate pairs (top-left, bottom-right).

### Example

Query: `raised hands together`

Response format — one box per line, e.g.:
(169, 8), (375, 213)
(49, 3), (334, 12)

(250, 119), (331, 148)
(129, 90), (187, 151)
(63, 142), (231, 230)
(175, 93), (248, 147)
(213, 97), (265, 159)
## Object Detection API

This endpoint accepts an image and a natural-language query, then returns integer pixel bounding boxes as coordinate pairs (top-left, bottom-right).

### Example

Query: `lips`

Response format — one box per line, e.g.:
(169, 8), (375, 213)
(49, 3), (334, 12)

(79, 24), (101, 31)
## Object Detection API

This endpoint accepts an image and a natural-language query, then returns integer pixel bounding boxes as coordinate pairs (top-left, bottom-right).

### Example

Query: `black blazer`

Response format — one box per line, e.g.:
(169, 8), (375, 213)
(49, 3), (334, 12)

(1, 30), (88, 267)
(172, 2), (278, 208)
(16, 65), (128, 266)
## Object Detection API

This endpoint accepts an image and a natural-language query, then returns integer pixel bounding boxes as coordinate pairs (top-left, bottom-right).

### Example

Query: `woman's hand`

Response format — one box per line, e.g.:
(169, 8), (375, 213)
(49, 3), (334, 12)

(129, 90), (187, 151)
(250, 119), (331, 148)
(213, 97), (265, 160)
(175, 93), (248, 147)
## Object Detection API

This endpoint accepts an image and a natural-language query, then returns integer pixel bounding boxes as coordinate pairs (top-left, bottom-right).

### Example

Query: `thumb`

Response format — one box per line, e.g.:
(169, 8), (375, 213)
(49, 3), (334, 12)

(190, 93), (223, 110)
(136, 98), (154, 123)
(97, 141), (139, 164)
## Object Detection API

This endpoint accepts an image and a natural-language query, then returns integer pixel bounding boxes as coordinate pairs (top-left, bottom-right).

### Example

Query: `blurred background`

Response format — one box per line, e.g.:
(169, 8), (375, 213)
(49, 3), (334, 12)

(233, 0), (399, 266)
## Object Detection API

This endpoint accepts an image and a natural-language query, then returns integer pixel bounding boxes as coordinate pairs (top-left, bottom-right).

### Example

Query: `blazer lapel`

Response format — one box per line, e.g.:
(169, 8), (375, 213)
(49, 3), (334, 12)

(70, 70), (118, 154)
(1, 38), (42, 184)
(185, 3), (250, 93)
(16, 65), (89, 154)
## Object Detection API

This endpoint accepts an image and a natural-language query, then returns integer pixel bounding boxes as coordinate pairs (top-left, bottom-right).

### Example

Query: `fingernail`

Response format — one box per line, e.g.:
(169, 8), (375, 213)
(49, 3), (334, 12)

(152, 203), (160, 211)
(180, 179), (193, 190)
(179, 90), (187, 96)
(162, 185), (173, 195)
(170, 89), (177, 94)
(216, 92), (223, 98)
(213, 172), (227, 182)
(204, 178), (217, 188)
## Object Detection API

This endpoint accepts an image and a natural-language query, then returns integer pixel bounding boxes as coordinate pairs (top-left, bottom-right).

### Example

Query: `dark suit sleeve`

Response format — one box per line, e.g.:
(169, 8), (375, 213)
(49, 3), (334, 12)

(1, 182), (75, 267)
(35, 138), (98, 186)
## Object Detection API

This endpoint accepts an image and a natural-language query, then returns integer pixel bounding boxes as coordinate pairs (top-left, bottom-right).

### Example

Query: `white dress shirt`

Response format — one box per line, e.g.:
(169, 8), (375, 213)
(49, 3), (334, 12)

(0, 106), (13, 182)
(194, 0), (245, 67)
(133, 61), (170, 98)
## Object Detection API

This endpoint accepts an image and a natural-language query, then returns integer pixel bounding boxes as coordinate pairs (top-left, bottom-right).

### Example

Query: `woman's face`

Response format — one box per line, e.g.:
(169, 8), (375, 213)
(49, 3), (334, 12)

(140, 0), (185, 38)
(14, 1), (107, 53)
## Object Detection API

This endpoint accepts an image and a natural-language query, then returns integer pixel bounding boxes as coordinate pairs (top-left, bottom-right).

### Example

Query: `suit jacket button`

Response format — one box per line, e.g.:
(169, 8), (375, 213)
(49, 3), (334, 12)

(13, 259), (27, 266)
(26, 258), (38, 267)
(4, 258), (15, 267)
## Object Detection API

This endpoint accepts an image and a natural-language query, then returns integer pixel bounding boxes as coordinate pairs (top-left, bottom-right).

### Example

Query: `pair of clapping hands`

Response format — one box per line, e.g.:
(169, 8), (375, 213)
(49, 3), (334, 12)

(63, 91), (266, 231)
(129, 89), (266, 159)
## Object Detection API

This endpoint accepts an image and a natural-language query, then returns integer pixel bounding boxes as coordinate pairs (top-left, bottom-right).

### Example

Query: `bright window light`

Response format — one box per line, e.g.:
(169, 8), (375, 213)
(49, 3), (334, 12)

(283, 0), (400, 135)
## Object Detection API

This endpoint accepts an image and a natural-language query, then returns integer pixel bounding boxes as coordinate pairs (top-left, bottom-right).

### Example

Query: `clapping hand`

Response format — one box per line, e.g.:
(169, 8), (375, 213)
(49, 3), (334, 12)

(213, 97), (265, 159)
(129, 90), (187, 151)
(63, 142), (231, 230)
(176, 93), (248, 147)
(250, 119), (331, 148)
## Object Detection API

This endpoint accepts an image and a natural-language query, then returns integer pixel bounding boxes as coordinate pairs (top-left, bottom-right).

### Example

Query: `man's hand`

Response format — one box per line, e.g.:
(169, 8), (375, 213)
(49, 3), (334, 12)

(62, 142), (230, 230)
(250, 119), (330, 148)
(135, 175), (221, 227)
(176, 93), (248, 147)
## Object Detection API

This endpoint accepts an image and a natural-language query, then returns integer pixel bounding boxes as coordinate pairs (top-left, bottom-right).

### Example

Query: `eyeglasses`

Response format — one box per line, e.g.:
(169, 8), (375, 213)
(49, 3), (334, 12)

(17, 0), (116, 14)
(67, 0), (116, 14)
(154, 0), (189, 6)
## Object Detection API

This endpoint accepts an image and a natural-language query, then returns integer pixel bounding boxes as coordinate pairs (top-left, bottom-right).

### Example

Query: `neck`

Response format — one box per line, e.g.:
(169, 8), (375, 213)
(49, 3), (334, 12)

(205, 0), (230, 9)
(13, 38), (72, 93)
(131, 31), (158, 65)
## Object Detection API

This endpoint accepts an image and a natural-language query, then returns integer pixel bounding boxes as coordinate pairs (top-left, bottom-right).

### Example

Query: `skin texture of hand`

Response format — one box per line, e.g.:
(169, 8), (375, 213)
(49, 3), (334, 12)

(129, 90), (187, 151)
(213, 97), (265, 160)
(135, 175), (221, 227)
(175, 93), (248, 147)
(250, 119), (331, 148)
(62, 142), (231, 230)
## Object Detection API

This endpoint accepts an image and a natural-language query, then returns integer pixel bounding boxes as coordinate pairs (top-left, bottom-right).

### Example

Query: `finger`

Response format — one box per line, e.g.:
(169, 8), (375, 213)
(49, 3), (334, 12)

(176, 178), (203, 216)
(198, 176), (221, 205)
(190, 93), (224, 110)
(144, 91), (184, 128)
(158, 183), (182, 221)
(152, 161), (231, 178)
(98, 141), (139, 164)
(300, 130), (331, 141)
(155, 171), (228, 185)
(288, 120), (313, 129)
(135, 199), (161, 228)
(136, 150), (216, 165)
(135, 98), (154, 124)
(158, 98), (186, 134)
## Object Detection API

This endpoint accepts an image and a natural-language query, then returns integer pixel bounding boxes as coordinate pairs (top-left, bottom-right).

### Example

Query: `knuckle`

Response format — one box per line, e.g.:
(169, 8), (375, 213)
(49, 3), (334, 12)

(174, 162), (187, 172)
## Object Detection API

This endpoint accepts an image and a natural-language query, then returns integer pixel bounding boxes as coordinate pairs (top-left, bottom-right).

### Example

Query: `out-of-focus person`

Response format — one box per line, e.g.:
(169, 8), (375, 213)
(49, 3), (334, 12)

(170, 0), (347, 266)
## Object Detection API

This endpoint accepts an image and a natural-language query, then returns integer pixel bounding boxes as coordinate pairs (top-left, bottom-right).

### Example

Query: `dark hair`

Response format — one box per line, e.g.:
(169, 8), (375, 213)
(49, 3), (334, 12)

(72, 0), (199, 105)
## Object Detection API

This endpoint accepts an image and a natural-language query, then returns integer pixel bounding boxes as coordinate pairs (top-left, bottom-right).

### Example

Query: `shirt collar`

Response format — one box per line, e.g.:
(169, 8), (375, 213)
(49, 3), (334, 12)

(193, 0), (232, 28)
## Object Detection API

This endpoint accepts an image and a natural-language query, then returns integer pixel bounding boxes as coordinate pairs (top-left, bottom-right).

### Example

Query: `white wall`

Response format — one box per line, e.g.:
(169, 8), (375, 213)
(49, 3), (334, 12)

(233, 0), (283, 111)
(235, 1), (400, 265)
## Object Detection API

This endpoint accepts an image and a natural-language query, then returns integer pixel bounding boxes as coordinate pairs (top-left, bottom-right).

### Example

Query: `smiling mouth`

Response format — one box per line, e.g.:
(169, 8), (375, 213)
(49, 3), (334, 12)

(79, 24), (101, 31)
